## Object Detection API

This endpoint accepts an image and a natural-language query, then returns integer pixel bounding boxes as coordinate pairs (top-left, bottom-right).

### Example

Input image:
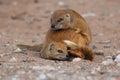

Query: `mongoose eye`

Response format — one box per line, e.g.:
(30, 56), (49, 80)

(57, 50), (63, 53)
(57, 18), (63, 22)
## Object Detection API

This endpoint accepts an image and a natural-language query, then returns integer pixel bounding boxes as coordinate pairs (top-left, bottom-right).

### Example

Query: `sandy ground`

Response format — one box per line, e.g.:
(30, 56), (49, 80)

(0, 0), (120, 80)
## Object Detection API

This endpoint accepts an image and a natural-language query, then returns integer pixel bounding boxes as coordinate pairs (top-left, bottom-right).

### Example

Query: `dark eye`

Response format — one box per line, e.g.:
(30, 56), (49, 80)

(57, 18), (63, 22)
(57, 50), (63, 53)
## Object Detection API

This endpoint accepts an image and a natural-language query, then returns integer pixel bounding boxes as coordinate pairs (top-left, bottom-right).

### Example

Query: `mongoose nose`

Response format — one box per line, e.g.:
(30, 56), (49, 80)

(51, 24), (55, 29)
(66, 54), (70, 57)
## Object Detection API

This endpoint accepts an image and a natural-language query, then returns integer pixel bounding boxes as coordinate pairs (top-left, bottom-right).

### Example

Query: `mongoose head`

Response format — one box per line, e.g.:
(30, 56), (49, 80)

(50, 9), (73, 30)
(46, 42), (69, 61)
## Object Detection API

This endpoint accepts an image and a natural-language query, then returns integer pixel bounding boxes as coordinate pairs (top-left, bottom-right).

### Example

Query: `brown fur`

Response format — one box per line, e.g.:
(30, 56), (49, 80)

(50, 9), (91, 44)
(17, 9), (93, 61)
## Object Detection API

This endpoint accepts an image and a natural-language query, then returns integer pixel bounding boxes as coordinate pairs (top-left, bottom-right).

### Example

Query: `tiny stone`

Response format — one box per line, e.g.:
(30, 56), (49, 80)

(58, 1), (65, 6)
(72, 58), (81, 62)
(32, 39), (36, 43)
(109, 14), (114, 17)
(57, 1), (68, 8)
(103, 45), (110, 48)
(9, 57), (17, 62)
(95, 66), (101, 72)
(96, 40), (111, 44)
(86, 76), (93, 80)
(114, 54), (120, 63)
(93, 33), (104, 37)
(82, 13), (96, 17)
(38, 74), (48, 80)
(91, 69), (97, 74)
(32, 65), (41, 70)
(116, 50), (120, 54)
(12, 2), (18, 6)
(106, 56), (113, 59)
(0, 44), (9, 49)
(92, 45), (97, 49)
(25, 19), (34, 24)
(17, 70), (26, 74)
(13, 48), (22, 53)
(94, 50), (104, 55)
(34, 0), (39, 3)
(101, 58), (114, 65)
(0, 54), (3, 58)
(116, 63), (120, 66)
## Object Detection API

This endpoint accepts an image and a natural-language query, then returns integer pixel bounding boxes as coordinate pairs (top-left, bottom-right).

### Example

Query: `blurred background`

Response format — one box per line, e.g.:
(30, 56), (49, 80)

(0, 0), (120, 80)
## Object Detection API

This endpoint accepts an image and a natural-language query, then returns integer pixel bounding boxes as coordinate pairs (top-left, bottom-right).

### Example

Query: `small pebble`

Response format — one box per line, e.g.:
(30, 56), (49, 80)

(34, 0), (39, 3)
(96, 40), (111, 44)
(25, 19), (34, 24)
(82, 13), (96, 17)
(92, 45), (97, 49)
(91, 66), (101, 74)
(9, 57), (17, 62)
(93, 33), (104, 37)
(12, 2), (18, 6)
(32, 65), (41, 70)
(103, 45), (110, 48)
(58, 1), (65, 6)
(72, 58), (81, 62)
(101, 58), (114, 66)
(114, 54), (120, 63)
(116, 63), (120, 66)
(17, 70), (26, 74)
(86, 76), (93, 80)
(91, 69), (97, 74)
(95, 66), (101, 72)
(0, 44), (9, 49)
(13, 48), (23, 53)
(32, 65), (55, 70)
(116, 50), (120, 54)
(37, 74), (48, 80)
(57, 1), (68, 8)
(94, 50), (104, 55)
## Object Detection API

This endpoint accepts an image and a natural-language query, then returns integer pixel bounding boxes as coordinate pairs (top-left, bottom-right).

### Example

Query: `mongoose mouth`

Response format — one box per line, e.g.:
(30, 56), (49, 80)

(50, 57), (69, 61)
(51, 28), (63, 31)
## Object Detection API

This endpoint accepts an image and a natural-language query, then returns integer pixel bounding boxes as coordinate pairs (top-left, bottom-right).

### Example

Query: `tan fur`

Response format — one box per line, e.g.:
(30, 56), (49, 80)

(40, 9), (93, 60)
(50, 9), (91, 44)
(40, 42), (69, 60)
(17, 9), (93, 61)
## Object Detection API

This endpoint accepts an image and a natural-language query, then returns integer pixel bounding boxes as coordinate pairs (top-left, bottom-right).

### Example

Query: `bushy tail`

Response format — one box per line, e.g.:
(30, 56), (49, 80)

(17, 44), (43, 52)
(63, 40), (94, 61)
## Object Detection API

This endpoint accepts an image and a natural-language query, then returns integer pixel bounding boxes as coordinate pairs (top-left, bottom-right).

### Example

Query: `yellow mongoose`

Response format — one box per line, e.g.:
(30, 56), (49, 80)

(17, 9), (94, 61)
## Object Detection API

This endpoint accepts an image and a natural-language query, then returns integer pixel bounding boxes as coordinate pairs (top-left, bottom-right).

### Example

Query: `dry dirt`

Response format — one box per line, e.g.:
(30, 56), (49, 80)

(0, 0), (120, 80)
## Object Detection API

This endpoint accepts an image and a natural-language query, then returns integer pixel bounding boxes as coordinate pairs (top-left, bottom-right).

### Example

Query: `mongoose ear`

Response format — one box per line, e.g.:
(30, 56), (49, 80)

(63, 40), (80, 49)
(48, 43), (56, 53)
(65, 13), (70, 18)
(65, 14), (73, 23)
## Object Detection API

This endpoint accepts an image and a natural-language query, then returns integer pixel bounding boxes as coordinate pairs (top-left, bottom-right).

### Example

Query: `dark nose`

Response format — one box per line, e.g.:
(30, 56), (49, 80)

(66, 53), (70, 57)
(51, 24), (55, 29)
